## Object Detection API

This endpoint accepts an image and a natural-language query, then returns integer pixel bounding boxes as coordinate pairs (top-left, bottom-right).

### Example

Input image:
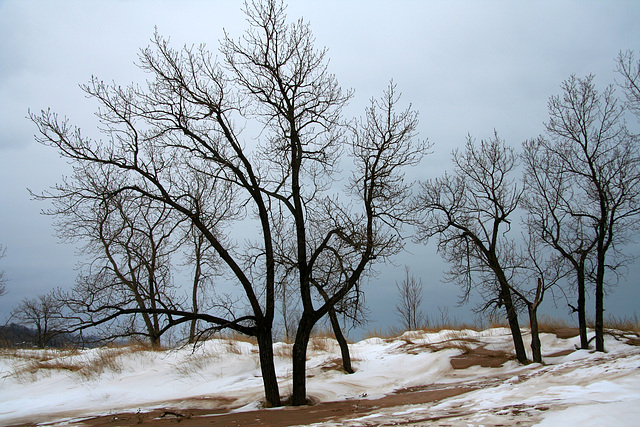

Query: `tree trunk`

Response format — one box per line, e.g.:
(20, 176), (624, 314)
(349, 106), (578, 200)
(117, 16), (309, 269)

(256, 327), (281, 407)
(500, 284), (528, 364)
(576, 269), (589, 349)
(189, 246), (202, 344)
(595, 280), (605, 352)
(36, 324), (45, 349)
(291, 314), (314, 406)
(528, 304), (542, 364)
(150, 333), (161, 349)
(595, 247), (606, 352)
(328, 307), (354, 374)
(189, 318), (198, 344)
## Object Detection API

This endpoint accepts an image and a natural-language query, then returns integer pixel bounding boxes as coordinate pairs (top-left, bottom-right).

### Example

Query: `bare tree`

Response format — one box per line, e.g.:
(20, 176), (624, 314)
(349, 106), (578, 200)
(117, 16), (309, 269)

(41, 176), (186, 348)
(395, 266), (426, 331)
(617, 50), (640, 119)
(413, 132), (528, 364)
(267, 79), (426, 403)
(522, 137), (596, 349)
(511, 234), (565, 363)
(0, 244), (7, 297)
(12, 290), (68, 348)
(525, 74), (640, 352)
(183, 226), (221, 344)
(30, 0), (427, 406)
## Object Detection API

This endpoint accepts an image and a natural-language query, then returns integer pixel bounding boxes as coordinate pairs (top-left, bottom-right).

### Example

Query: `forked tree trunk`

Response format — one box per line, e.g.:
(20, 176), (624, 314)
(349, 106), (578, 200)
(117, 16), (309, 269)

(189, 271), (201, 343)
(149, 333), (162, 349)
(595, 280), (605, 352)
(188, 317), (198, 344)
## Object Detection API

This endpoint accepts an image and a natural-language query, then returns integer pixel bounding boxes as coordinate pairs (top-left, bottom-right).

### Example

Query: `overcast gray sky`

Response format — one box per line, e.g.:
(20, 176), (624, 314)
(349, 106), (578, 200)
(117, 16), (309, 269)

(1, 0), (639, 335)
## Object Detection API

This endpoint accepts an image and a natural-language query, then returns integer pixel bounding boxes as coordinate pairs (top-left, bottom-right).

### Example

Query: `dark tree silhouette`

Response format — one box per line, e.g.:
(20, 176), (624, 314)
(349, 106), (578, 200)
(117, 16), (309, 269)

(413, 132), (528, 364)
(523, 74), (640, 352)
(30, 0), (427, 406)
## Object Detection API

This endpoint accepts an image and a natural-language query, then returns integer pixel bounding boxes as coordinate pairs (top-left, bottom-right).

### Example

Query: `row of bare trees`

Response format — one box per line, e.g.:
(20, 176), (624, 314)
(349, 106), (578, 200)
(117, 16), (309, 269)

(411, 57), (640, 362)
(20, 0), (640, 406)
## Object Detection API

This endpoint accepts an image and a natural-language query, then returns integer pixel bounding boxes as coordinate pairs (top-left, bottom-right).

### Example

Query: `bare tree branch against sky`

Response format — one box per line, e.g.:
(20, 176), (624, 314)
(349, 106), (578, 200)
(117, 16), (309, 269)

(1, 0), (639, 333)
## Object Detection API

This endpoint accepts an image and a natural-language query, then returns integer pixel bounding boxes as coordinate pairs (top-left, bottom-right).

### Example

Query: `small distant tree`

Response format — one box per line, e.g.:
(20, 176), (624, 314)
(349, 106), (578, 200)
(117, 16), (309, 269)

(395, 267), (426, 331)
(183, 226), (220, 344)
(12, 290), (68, 348)
(413, 132), (528, 364)
(0, 244), (7, 297)
(49, 187), (184, 348)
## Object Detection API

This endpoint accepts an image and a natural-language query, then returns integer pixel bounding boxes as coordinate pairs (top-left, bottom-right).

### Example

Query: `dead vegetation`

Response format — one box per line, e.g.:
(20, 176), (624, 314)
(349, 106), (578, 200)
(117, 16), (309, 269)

(602, 314), (640, 333)
(4, 316), (637, 384)
(1, 344), (153, 382)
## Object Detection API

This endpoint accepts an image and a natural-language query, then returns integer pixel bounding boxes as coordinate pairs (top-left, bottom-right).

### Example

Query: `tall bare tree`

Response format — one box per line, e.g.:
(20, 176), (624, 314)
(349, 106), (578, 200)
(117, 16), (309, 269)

(522, 137), (595, 349)
(283, 80), (426, 404)
(30, 0), (427, 406)
(525, 74), (640, 352)
(395, 266), (427, 331)
(413, 132), (528, 364)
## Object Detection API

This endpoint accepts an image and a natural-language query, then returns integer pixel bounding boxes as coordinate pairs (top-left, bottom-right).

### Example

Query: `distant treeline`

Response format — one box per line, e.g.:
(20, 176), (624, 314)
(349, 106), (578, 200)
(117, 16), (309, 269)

(0, 323), (100, 349)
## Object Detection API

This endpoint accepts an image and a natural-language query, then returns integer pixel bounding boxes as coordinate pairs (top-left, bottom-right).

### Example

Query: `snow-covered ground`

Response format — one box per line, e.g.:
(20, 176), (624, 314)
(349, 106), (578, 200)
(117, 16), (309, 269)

(0, 328), (638, 426)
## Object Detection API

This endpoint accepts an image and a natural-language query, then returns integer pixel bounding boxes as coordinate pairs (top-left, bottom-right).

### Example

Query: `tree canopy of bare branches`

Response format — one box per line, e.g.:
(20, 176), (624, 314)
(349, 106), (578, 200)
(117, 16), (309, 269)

(523, 74), (640, 352)
(12, 290), (69, 349)
(617, 50), (640, 119)
(413, 132), (528, 363)
(30, 0), (427, 406)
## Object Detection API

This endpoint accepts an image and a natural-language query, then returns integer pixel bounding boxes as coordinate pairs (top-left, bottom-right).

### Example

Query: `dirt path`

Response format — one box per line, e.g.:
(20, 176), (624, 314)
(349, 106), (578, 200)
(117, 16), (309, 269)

(56, 385), (476, 426)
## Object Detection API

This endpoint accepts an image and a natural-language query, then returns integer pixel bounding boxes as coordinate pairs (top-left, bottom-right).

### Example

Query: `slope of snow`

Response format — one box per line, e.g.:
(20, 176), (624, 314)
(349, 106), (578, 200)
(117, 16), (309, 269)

(0, 328), (638, 426)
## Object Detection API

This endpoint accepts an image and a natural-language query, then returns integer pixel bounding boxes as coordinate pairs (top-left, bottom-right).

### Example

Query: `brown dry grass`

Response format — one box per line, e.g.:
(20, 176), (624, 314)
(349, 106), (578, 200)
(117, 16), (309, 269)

(536, 315), (573, 334)
(310, 327), (336, 340)
(365, 319), (484, 342)
(174, 347), (218, 376)
(603, 314), (640, 333)
(309, 337), (337, 353)
(362, 326), (405, 341)
(4, 343), (154, 382)
(273, 343), (292, 358)
(217, 331), (258, 344)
